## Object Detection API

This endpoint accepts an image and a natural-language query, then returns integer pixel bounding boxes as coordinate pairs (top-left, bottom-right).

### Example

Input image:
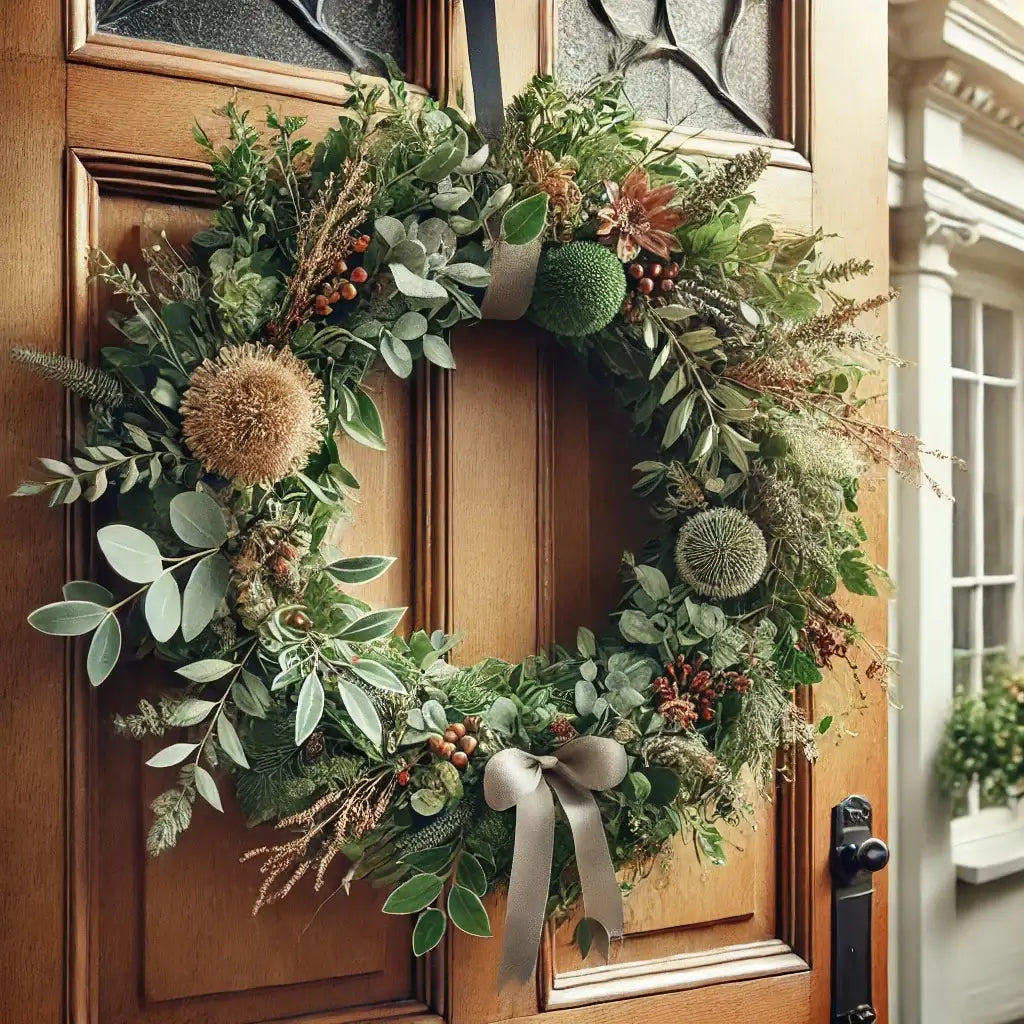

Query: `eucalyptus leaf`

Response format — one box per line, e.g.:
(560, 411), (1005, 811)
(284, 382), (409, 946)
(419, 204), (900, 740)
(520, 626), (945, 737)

(97, 524), (163, 582)
(176, 658), (235, 682)
(146, 742), (198, 768)
(181, 553), (230, 641)
(62, 581), (113, 606)
(170, 697), (217, 727)
(194, 765), (224, 812)
(336, 607), (407, 642)
(422, 334), (456, 369)
(28, 600), (108, 636)
(169, 490), (228, 549)
(392, 311), (428, 341)
(144, 570), (181, 643)
(86, 613), (121, 686)
(217, 713), (250, 768)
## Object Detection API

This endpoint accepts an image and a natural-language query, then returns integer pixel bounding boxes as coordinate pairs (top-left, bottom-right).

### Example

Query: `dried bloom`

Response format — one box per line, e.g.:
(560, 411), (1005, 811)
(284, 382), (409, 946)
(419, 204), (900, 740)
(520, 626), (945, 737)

(782, 421), (861, 481)
(681, 147), (771, 222)
(181, 343), (326, 486)
(597, 164), (685, 261)
(525, 149), (583, 240)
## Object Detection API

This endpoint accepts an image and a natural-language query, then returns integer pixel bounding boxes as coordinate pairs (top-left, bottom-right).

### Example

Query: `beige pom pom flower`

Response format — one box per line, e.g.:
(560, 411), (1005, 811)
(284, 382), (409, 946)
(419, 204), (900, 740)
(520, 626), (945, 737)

(181, 344), (326, 486)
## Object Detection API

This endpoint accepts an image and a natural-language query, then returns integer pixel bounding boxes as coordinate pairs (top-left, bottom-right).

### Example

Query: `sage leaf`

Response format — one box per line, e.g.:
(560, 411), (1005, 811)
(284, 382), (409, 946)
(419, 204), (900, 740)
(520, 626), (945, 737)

(181, 553), (230, 641)
(349, 657), (406, 693)
(390, 262), (448, 300)
(336, 607), (407, 642)
(145, 571), (181, 643)
(392, 311), (428, 341)
(440, 263), (490, 288)
(447, 885), (492, 937)
(217, 713), (250, 768)
(295, 670), (325, 746)
(634, 564), (670, 601)
(325, 554), (396, 585)
(380, 335), (414, 378)
(661, 391), (697, 450)
(422, 334), (456, 369)
(412, 908), (447, 956)
(63, 580), (113, 606)
(194, 765), (223, 812)
(170, 697), (216, 727)
(97, 524), (163, 582)
(86, 613), (121, 685)
(28, 600), (108, 636)
(169, 490), (228, 549)
(146, 742), (198, 768)
(338, 678), (383, 748)
(383, 873), (443, 914)
(374, 216), (406, 249)
(618, 610), (666, 645)
(176, 658), (235, 682)
(575, 679), (598, 715)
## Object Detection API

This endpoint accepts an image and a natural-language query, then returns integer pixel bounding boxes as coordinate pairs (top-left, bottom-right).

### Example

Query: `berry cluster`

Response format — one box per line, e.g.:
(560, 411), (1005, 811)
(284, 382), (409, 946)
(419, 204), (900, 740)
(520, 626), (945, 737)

(550, 714), (578, 741)
(428, 715), (481, 770)
(800, 599), (855, 670)
(311, 233), (371, 317)
(653, 653), (752, 727)
(622, 258), (680, 319)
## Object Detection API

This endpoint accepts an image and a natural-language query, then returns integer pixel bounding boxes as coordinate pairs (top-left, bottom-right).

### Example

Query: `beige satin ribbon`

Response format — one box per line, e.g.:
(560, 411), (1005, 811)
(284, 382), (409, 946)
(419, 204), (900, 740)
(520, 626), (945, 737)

(483, 736), (628, 987)
(480, 236), (543, 320)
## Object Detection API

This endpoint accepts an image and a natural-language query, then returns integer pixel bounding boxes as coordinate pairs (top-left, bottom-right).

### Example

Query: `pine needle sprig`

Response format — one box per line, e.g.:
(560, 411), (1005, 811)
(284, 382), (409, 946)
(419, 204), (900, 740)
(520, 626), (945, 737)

(12, 347), (124, 407)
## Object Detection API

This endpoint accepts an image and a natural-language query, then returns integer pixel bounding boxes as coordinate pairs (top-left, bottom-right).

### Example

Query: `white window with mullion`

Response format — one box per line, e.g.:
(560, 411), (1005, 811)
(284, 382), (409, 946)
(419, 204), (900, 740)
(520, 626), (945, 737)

(950, 287), (1024, 835)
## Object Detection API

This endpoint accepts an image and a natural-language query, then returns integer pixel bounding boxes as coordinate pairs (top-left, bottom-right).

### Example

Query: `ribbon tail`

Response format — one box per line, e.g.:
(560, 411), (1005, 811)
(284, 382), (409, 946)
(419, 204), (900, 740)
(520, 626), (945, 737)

(548, 775), (624, 959)
(499, 781), (555, 988)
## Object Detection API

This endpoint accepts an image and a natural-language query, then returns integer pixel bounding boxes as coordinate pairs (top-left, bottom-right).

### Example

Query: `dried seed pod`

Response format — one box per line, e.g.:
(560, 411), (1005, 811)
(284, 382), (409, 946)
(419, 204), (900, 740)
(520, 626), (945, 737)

(464, 715), (482, 733)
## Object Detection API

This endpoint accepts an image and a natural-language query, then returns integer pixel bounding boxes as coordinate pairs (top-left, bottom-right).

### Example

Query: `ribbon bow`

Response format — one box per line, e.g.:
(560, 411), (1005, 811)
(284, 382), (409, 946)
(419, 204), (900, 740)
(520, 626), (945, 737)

(483, 736), (628, 987)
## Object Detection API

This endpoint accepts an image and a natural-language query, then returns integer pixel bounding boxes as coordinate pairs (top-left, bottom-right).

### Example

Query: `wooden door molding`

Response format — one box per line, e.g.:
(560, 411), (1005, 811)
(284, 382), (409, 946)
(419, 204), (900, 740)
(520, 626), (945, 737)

(66, 0), (445, 104)
(64, 148), (445, 1024)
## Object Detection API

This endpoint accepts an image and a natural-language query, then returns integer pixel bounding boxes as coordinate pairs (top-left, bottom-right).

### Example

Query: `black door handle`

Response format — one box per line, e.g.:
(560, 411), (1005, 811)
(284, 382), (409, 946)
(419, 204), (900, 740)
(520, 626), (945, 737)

(830, 795), (887, 1024)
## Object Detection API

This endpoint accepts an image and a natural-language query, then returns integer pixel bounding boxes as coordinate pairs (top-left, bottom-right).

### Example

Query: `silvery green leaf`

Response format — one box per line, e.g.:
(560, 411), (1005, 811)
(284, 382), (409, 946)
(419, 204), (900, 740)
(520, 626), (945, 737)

(481, 183), (513, 219)
(457, 142), (489, 173)
(485, 696), (518, 736)
(325, 554), (395, 585)
(375, 216), (406, 249)
(422, 335), (456, 369)
(176, 659), (235, 682)
(608, 687), (645, 714)
(336, 607), (407, 642)
(125, 423), (152, 451)
(119, 458), (140, 493)
(389, 262), (448, 301)
(648, 342), (671, 380)
(60, 477), (82, 504)
(63, 580), (112, 605)
(338, 679), (382, 748)
(231, 680), (266, 718)
(146, 742), (198, 768)
(579, 660), (597, 683)
(349, 658), (406, 693)
(295, 670), (325, 745)
(194, 765), (223, 812)
(181, 553), (230, 641)
(450, 215), (478, 235)
(392, 311), (428, 341)
(575, 679), (598, 715)
(416, 218), (449, 255)
(28, 600), (108, 636)
(577, 626), (597, 658)
(657, 305), (697, 321)
(642, 317), (657, 350)
(618, 610), (666, 645)
(169, 490), (228, 548)
(421, 699), (448, 734)
(407, 708), (426, 731)
(151, 378), (179, 409)
(390, 238), (429, 276)
(86, 613), (121, 686)
(661, 391), (697, 450)
(380, 335), (414, 378)
(605, 670), (632, 691)
(440, 263), (491, 288)
(84, 468), (108, 502)
(217, 714), (250, 768)
(634, 564), (670, 601)
(145, 571), (181, 643)
(410, 788), (446, 816)
(97, 524), (163, 582)
(148, 454), (163, 488)
(592, 697), (608, 716)
(170, 698), (217, 727)
(431, 187), (472, 212)
(39, 457), (73, 476)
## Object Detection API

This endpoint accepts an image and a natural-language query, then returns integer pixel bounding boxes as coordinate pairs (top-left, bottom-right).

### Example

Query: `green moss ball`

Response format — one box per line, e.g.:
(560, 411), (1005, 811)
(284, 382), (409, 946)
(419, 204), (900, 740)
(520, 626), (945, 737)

(529, 242), (627, 337)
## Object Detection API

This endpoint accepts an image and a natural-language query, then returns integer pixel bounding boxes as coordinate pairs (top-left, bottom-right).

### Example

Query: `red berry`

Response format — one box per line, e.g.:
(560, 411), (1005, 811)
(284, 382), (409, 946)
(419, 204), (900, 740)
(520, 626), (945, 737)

(665, 262), (680, 279)
(628, 263), (645, 279)
(637, 277), (654, 295)
(328, 291), (341, 303)
(397, 770), (411, 786)
(350, 266), (368, 284)
(660, 278), (675, 292)
(451, 751), (469, 769)
(333, 259), (348, 274)
(648, 263), (663, 278)
(340, 282), (358, 301)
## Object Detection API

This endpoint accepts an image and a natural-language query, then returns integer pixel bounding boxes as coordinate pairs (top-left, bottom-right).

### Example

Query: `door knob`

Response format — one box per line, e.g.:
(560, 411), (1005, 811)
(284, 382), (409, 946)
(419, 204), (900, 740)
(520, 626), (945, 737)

(830, 796), (887, 1024)
(835, 836), (889, 882)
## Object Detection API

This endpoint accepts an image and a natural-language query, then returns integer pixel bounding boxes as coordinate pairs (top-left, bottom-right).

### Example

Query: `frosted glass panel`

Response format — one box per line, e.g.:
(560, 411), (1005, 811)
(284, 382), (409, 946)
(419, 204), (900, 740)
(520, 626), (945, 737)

(94, 0), (404, 75)
(555, 0), (779, 136)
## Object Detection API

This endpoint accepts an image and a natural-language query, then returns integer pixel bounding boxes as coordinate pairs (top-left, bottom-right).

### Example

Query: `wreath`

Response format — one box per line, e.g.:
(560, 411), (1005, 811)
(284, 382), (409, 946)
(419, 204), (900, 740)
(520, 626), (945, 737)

(15, 70), (917, 980)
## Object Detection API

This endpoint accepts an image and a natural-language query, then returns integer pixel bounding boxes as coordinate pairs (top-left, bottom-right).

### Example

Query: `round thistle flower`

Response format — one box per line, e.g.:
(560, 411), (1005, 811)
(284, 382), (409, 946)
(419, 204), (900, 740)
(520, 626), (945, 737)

(529, 242), (627, 337)
(674, 507), (767, 600)
(181, 344), (326, 486)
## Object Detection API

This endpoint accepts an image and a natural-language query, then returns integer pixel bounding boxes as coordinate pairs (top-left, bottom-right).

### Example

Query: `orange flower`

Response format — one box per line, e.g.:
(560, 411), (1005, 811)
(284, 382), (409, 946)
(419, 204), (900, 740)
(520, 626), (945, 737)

(596, 164), (685, 261)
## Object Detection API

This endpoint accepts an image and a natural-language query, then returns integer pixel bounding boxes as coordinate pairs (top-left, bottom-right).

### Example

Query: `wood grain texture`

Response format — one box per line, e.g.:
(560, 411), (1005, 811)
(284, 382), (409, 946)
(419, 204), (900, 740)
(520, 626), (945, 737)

(0, 5), (67, 1024)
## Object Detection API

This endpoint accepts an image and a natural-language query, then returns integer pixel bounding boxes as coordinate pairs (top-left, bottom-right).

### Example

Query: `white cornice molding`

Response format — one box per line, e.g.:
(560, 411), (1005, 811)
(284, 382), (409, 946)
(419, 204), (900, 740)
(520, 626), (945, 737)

(931, 61), (1024, 137)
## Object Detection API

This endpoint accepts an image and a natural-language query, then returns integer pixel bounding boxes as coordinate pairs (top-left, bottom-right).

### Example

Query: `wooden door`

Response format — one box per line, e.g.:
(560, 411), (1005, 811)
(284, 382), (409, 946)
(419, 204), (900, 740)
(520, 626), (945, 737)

(0, 3), (889, 1024)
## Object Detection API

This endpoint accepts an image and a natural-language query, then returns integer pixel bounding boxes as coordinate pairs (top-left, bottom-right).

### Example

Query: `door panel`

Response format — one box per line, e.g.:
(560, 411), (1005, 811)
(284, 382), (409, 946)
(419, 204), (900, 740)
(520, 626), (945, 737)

(0, 2), (889, 1023)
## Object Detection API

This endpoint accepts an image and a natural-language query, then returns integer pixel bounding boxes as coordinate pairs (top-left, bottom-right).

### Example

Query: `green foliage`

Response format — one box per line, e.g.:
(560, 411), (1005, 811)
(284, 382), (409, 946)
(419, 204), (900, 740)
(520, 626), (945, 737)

(674, 507), (768, 600)
(938, 661), (1024, 809)
(530, 242), (626, 337)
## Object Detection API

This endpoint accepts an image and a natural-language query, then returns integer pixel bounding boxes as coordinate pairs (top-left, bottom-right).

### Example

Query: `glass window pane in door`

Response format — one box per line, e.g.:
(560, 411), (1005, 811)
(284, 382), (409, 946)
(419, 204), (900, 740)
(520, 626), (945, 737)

(953, 378), (974, 577)
(983, 384), (1015, 575)
(983, 305), (1015, 379)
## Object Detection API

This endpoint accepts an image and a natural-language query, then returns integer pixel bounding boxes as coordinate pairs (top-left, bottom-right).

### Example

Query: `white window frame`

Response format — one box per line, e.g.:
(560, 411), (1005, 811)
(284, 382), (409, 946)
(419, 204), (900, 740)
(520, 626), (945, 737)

(947, 269), (1024, 858)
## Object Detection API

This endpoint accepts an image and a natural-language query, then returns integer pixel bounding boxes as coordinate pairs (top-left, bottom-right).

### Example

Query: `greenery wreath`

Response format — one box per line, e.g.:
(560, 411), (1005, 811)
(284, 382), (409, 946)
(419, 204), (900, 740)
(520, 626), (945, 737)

(15, 69), (920, 969)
